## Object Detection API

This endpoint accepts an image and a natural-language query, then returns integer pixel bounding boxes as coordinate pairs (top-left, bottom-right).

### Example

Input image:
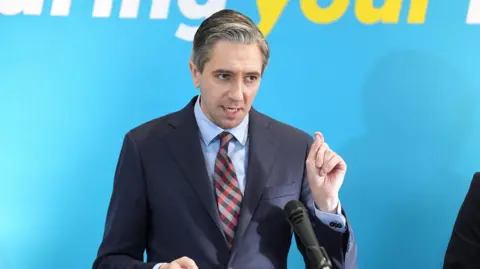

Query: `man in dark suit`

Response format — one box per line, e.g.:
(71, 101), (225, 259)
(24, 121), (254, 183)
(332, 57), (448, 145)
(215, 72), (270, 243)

(444, 172), (480, 268)
(93, 9), (357, 269)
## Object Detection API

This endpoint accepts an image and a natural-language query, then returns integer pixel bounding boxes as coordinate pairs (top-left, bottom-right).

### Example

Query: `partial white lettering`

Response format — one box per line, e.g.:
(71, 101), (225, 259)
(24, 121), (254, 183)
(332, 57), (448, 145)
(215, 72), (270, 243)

(175, 0), (227, 41)
(92, 0), (114, 18)
(150, 0), (171, 19)
(50, 0), (71, 16)
(467, 0), (480, 23)
(119, 0), (139, 18)
(0, 0), (44, 16)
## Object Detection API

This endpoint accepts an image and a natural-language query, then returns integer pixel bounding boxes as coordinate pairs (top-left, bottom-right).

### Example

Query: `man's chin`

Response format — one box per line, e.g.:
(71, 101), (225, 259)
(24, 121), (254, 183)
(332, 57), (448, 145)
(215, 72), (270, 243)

(217, 117), (243, 130)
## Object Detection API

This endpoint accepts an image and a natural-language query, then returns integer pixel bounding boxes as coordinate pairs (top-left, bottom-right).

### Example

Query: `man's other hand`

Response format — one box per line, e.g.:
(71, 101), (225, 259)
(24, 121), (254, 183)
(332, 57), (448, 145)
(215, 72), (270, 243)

(159, 256), (198, 269)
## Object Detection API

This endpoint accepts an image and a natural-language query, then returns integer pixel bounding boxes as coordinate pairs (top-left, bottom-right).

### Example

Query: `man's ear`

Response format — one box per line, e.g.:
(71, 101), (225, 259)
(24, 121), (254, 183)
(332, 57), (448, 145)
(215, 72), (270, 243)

(189, 61), (200, 88)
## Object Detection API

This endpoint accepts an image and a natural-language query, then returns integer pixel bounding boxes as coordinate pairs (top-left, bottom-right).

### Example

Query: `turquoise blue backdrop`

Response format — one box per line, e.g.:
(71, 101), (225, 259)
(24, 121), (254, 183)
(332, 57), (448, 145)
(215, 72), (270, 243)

(1, 1), (480, 268)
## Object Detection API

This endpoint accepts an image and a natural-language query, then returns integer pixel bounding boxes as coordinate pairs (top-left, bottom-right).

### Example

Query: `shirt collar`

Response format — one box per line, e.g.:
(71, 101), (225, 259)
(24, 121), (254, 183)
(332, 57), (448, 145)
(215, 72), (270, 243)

(194, 96), (249, 146)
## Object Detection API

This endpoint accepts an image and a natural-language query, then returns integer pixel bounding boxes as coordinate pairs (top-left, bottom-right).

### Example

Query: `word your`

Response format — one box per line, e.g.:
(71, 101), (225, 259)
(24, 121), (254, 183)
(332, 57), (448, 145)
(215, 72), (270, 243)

(1, 0), (480, 41)
(260, 0), (480, 36)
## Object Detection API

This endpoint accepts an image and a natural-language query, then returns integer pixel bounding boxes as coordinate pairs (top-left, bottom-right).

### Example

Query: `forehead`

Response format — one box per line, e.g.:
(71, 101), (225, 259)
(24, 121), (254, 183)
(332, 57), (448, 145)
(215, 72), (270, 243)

(206, 40), (263, 73)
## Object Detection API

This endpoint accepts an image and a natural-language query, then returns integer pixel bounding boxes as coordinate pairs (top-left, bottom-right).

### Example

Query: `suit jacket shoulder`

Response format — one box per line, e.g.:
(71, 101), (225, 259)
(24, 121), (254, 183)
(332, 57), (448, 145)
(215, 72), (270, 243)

(444, 172), (480, 268)
(127, 112), (176, 142)
(470, 172), (480, 191)
(251, 109), (314, 148)
(125, 99), (195, 149)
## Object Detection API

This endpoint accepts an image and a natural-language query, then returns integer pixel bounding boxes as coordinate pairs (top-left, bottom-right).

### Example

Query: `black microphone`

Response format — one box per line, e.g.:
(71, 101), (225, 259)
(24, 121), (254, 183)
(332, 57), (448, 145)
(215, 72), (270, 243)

(284, 200), (332, 269)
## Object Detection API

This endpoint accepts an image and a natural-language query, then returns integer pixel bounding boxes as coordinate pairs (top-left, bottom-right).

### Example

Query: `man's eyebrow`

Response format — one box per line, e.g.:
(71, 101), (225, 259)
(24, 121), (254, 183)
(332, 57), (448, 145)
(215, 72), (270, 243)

(212, 69), (261, 76)
(245, 71), (261, 76)
(212, 69), (234, 74)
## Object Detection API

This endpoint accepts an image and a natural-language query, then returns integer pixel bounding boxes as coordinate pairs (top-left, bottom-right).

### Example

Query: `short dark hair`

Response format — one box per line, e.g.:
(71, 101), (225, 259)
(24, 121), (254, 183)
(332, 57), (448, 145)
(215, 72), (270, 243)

(191, 9), (270, 74)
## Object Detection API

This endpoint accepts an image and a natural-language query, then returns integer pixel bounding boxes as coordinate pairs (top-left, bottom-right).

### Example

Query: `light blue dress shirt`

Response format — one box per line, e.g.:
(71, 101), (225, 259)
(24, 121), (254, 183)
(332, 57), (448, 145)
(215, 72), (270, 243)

(153, 97), (346, 269)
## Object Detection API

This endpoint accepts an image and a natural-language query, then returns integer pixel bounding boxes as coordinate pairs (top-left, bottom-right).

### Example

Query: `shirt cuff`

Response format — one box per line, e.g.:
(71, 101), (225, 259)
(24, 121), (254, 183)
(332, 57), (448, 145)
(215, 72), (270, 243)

(153, 263), (165, 269)
(312, 200), (347, 233)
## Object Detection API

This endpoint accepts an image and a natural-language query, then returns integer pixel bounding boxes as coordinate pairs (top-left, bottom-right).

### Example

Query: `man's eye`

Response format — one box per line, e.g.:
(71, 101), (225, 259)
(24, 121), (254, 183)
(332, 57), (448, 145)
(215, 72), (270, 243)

(217, 74), (230, 80)
(246, 76), (258, 82)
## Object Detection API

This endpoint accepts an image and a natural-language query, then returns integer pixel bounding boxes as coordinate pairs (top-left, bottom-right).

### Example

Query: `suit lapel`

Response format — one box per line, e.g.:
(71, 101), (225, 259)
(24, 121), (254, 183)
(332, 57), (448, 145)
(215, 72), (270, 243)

(164, 97), (226, 242)
(231, 109), (279, 252)
(164, 100), (280, 254)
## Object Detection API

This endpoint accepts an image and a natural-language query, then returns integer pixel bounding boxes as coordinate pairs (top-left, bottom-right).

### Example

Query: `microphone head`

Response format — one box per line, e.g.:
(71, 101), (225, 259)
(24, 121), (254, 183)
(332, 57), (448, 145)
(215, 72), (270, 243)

(284, 200), (333, 269)
(284, 200), (307, 225)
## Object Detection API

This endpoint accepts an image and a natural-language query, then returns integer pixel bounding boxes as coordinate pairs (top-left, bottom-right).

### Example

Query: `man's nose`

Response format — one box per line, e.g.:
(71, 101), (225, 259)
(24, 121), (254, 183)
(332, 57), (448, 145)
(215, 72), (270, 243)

(229, 79), (244, 101)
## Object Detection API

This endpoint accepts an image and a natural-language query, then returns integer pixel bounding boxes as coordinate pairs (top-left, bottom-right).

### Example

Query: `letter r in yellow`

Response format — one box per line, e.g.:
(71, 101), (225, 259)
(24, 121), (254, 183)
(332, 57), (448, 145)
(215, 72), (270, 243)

(355, 0), (428, 24)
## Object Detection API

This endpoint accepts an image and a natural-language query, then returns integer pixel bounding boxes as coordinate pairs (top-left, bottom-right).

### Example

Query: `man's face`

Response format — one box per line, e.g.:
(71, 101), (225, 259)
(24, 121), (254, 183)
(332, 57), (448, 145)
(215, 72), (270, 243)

(189, 40), (263, 129)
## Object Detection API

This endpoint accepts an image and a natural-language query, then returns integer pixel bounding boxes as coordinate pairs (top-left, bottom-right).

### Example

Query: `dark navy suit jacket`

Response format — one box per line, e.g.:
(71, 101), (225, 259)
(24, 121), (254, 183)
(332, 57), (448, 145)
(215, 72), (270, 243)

(444, 172), (480, 268)
(93, 96), (357, 269)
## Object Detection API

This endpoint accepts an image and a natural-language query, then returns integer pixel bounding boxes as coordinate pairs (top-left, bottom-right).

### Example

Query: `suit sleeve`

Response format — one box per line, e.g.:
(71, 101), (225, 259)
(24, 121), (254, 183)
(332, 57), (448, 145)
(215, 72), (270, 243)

(92, 133), (159, 269)
(296, 139), (358, 269)
(444, 172), (480, 269)
(312, 200), (347, 233)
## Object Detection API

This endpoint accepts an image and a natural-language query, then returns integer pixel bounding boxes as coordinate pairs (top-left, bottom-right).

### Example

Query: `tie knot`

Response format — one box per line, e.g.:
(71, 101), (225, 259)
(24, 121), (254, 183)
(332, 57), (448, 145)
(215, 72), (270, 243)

(218, 132), (234, 148)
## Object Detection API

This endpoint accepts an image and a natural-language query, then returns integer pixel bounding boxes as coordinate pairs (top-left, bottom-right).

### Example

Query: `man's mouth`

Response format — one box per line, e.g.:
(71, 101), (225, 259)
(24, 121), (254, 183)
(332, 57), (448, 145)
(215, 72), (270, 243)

(222, 106), (242, 115)
(223, 106), (241, 111)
